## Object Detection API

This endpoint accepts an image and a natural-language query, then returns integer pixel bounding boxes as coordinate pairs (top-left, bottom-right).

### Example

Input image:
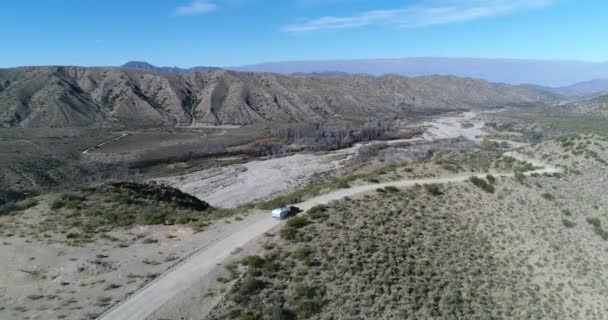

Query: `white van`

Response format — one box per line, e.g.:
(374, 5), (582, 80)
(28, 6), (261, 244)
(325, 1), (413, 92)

(272, 206), (301, 220)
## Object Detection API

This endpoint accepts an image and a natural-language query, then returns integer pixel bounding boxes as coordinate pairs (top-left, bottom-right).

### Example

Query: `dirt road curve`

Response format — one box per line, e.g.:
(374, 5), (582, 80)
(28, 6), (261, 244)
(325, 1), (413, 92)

(99, 158), (559, 320)
(99, 213), (280, 320)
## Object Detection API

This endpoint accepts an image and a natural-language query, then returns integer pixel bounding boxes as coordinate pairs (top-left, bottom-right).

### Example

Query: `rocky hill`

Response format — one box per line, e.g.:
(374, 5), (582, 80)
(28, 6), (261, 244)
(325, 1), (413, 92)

(0, 66), (557, 128)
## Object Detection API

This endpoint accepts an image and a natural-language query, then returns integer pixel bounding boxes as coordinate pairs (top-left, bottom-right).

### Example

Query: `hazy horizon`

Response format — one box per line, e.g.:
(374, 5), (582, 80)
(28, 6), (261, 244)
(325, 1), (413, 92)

(3, 56), (608, 88)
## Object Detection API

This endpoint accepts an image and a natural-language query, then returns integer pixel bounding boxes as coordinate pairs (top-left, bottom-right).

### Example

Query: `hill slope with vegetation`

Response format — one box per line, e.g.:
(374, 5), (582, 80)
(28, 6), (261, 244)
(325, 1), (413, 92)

(208, 136), (608, 320)
(560, 93), (608, 117)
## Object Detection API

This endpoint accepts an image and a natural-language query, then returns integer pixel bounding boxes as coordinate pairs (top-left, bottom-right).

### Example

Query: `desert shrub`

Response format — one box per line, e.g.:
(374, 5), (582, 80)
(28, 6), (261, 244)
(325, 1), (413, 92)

(561, 140), (574, 148)
(562, 219), (576, 228)
(593, 226), (608, 240)
(268, 306), (296, 320)
(259, 256), (280, 276)
(238, 311), (259, 320)
(64, 193), (86, 209)
(541, 193), (555, 201)
(235, 276), (266, 303)
(486, 174), (496, 184)
(288, 284), (324, 318)
(52, 192), (86, 210)
(424, 184), (444, 196)
(502, 156), (517, 164)
(335, 180), (351, 189)
(104, 283), (122, 290)
(286, 216), (308, 229)
(469, 177), (495, 193)
(280, 217), (309, 241)
(513, 162), (535, 173)
(280, 227), (299, 240)
(292, 247), (312, 260)
(138, 208), (168, 225)
(384, 186), (400, 193)
(51, 199), (67, 210)
(242, 255), (266, 268)
(292, 298), (323, 318)
(80, 223), (95, 234)
(307, 205), (329, 220)
(174, 213), (194, 224)
(66, 232), (79, 239)
(587, 217), (601, 228)
(587, 217), (608, 240)
(514, 172), (527, 184)
(14, 198), (39, 211)
(441, 163), (461, 173)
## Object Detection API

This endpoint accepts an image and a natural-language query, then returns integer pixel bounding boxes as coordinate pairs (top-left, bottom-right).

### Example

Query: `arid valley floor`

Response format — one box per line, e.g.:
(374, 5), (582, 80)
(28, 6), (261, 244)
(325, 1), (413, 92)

(2, 106), (608, 320)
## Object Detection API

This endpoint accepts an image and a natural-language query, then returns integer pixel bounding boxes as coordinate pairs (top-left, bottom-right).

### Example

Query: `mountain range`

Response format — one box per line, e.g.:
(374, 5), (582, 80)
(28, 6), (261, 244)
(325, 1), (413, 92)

(0, 66), (557, 128)
(546, 79), (608, 97)
(230, 57), (608, 88)
(123, 59), (608, 97)
(122, 61), (221, 74)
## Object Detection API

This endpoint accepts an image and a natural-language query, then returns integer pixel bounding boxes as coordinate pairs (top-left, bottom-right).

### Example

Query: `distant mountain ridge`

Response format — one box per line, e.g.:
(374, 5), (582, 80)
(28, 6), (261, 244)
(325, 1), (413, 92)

(0, 66), (557, 128)
(230, 57), (608, 87)
(291, 71), (352, 77)
(550, 79), (608, 97)
(122, 61), (221, 74)
(123, 60), (608, 91)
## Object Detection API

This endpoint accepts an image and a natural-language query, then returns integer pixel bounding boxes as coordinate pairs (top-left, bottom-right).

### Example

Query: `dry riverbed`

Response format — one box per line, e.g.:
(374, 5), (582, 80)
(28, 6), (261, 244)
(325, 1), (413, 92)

(160, 111), (492, 209)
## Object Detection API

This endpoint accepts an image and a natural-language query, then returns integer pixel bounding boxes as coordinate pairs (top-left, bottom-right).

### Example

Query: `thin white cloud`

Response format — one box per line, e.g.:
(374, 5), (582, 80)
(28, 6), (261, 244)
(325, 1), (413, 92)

(284, 0), (553, 32)
(174, 0), (218, 16)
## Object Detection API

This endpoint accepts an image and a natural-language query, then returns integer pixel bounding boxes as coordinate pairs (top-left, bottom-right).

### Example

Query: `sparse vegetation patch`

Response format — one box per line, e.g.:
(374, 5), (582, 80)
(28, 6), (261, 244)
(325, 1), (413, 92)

(469, 176), (495, 193)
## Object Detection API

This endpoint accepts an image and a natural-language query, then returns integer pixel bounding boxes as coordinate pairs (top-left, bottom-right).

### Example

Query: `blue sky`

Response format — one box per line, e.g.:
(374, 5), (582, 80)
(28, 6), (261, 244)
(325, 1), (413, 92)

(0, 0), (606, 67)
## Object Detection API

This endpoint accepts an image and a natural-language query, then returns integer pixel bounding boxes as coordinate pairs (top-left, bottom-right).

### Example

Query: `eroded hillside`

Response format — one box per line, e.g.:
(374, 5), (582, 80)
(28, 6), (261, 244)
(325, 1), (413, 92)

(0, 67), (556, 128)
